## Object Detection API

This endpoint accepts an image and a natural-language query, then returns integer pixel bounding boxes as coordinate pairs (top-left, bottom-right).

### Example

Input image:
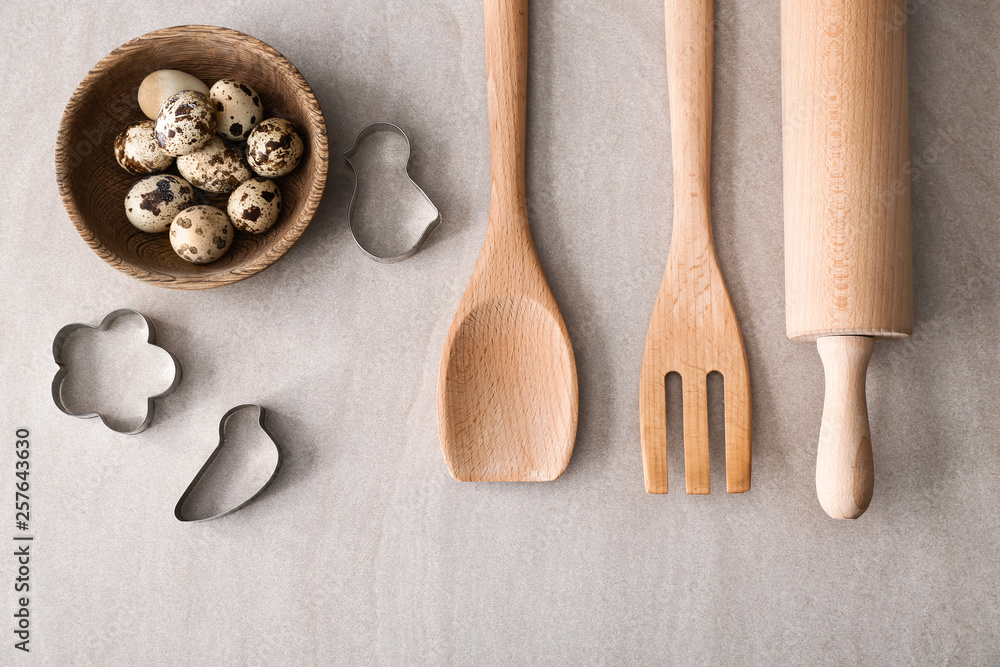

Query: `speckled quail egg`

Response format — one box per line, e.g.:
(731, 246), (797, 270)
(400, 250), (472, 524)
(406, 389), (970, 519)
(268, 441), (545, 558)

(155, 90), (217, 156)
(114, 120), (174, 175)
(210, 79), (264, 142)
(124, 174), (195, 233)
(246, 118), (304, 178)
(176, 136), (252, 194)
(138, 69), (210, 120)
(169, 205), (233, 264)
(228, 177), (282, 234)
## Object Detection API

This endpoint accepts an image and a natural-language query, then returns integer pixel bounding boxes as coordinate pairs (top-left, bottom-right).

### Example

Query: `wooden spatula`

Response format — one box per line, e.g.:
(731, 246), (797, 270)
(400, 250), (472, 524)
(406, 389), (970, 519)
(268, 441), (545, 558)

(437, 0), (578, 482)
(639, 0), (751, 494)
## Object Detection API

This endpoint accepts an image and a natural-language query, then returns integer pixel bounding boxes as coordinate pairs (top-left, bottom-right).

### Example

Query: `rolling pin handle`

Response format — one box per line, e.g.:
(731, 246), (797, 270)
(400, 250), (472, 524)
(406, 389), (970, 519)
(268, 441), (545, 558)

(815, 335), (875, 519)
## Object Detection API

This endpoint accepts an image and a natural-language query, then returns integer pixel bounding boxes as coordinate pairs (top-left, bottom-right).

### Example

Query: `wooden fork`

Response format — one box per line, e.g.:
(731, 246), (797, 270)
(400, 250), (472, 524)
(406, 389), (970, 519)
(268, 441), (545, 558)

(639, 0), (751, 494)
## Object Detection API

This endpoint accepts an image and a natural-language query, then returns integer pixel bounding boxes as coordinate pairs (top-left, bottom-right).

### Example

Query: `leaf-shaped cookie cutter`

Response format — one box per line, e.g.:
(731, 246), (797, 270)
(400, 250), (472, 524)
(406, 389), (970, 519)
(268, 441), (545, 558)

(174, 404), (282, 523)
(51, 308), (182, 435)
(343, 122), (441, 262)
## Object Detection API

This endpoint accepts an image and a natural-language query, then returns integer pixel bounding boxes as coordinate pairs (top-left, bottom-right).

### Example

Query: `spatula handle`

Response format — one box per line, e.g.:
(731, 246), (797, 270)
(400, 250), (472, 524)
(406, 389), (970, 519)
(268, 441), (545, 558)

(816, 336), (875, 519)
(485, 0), (528, 221)
(665, 0), (713, 242)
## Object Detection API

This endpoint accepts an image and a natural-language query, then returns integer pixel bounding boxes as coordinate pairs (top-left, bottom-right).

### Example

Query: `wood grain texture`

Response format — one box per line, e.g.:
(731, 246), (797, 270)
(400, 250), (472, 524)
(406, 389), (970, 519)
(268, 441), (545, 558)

(782, 0), (913, 341)
(55, 25), (328, 290)
(639, 0), (751, 495)
(816, 335), (875, 519)
(782, 0), (913, 518)
(436, 0), (578, 482)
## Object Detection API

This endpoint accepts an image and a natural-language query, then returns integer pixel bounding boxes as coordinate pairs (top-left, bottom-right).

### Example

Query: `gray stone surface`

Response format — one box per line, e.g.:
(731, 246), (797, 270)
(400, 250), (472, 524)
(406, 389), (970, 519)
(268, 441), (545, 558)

(1, 1), (998, 664)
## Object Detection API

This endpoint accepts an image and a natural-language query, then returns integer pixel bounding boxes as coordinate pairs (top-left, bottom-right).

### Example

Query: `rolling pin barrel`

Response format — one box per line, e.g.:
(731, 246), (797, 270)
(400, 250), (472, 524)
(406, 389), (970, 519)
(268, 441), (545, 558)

(781, 0), (913, 518)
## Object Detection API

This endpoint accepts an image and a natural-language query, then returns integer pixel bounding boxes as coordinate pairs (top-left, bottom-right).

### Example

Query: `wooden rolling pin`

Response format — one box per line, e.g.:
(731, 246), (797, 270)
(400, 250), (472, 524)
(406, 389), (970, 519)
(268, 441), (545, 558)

(781, 0), (913, 519)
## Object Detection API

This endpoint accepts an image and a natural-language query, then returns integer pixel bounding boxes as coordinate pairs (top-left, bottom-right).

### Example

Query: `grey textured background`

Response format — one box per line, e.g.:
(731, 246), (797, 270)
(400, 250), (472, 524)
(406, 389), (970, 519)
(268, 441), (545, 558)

(1, 1), (999, 664)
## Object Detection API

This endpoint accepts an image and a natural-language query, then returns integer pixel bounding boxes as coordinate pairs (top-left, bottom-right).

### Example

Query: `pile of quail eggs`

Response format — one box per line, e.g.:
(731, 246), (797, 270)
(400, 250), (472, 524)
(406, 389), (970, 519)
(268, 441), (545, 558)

(115, 69), (304, 264)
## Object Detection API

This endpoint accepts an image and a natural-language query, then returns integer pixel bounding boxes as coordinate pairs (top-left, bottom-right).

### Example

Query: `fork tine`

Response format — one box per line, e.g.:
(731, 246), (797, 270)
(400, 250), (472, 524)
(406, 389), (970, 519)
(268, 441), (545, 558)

(639, 361), (669, 493)
(683, 373), (710, 494)
(723, 361), (752, 493)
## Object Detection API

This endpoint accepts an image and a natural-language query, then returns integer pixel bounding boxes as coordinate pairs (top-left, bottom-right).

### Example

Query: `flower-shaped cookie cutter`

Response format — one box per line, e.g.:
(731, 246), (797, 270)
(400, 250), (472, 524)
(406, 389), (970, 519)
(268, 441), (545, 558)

(343, 122), (441, 262)
(51, 308), (182, 435)
(174, 404), (282, 523)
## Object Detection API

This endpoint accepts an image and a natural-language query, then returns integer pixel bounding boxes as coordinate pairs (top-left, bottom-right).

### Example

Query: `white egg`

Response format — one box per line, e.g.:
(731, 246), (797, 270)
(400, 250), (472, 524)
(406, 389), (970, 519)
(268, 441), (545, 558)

(176, 136), (252, 194)
(169, 205), (234, 264)
(210, 79), (264, 142)
(155, 91), (217, 157)
(228, 177), (282, 234)
(124, 174), (195, 233)
(114, 120), (173, 175)
(246, 118), (304, 178)
(138, 70), (210, 120)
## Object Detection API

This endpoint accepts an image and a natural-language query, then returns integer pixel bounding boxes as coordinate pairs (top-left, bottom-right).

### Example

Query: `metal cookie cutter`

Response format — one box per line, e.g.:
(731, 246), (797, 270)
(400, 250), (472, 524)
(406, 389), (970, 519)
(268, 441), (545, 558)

(174, 404), (282, 523)
(51, 308), (182, 435)
(344, 122), (441, 263)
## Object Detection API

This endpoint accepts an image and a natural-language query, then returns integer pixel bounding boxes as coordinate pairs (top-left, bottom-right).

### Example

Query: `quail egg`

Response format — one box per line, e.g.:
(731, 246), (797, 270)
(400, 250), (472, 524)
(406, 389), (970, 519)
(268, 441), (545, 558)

(138, 69), (210, 120)
(228, 177), (282, 234)
(124, 174), (195, 233)
(176, 136), (252, 194)
(210, 79), (264, 142)
(246, 118), (304, 178)
(169, 205), (233, 264)
(155, 90), (217, 156)
(114, 120), (174, 175)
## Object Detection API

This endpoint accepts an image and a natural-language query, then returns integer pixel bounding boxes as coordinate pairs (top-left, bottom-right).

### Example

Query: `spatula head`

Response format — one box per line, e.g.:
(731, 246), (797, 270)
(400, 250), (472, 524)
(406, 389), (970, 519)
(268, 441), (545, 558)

(639, 251), (751, 494)
(438, 293), (577, 481)
(437, 219), (579, 483)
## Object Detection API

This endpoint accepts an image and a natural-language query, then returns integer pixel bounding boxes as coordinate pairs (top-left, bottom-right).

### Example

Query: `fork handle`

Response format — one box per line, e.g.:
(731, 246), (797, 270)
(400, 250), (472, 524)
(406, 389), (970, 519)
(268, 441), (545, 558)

(816, 336), (875, 519)
(665, 0), (713, 242)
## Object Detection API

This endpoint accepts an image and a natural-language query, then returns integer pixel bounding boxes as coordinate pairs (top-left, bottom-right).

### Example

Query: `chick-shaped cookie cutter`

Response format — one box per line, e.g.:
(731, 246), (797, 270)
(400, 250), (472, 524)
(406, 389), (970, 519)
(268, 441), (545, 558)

(174, 404), (282, 523)
(343, 122), (441, 262)
(51, 308), (182, 435)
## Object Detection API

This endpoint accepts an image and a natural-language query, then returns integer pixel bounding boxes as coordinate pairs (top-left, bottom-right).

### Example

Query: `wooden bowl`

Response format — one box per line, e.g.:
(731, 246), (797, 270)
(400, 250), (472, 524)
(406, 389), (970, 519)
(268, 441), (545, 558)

(55, 25), (328, 290)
